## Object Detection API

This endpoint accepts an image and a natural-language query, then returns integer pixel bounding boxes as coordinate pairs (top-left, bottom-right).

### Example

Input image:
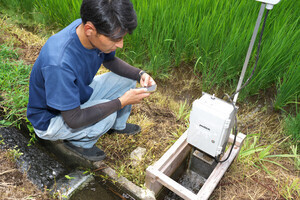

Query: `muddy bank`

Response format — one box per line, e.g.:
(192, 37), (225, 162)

(0, 127), (67, 189)
(0, 126), (146, 200)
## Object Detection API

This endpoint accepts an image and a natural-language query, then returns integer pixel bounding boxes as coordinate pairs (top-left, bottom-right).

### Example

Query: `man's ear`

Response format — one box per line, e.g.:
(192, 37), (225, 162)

(84, 21), (96, 36)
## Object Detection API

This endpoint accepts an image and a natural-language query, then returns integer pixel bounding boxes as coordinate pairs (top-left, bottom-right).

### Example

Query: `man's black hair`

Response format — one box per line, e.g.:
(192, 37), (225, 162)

(80, 0), (137, 40)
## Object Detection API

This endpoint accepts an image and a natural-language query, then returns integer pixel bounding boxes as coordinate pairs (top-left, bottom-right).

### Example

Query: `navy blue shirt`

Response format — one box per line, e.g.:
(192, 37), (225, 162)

(27, 19), (115, 130)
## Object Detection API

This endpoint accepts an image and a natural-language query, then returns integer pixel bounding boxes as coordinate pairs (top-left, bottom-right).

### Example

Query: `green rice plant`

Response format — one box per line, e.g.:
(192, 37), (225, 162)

(284, 111), (300, 147)
(125, 0), (299, 98)
(274, 60), (300, 110)
(0, 0), (45, 26)
(191, 0), (258, 90)
(241, 4), (300, 98)
(34, 0), (81, 27)
(0, 0), (34, 14)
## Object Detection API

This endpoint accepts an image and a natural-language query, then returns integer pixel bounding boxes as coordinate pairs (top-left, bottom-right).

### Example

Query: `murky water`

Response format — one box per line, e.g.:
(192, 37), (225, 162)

(71, 177), (136, 200)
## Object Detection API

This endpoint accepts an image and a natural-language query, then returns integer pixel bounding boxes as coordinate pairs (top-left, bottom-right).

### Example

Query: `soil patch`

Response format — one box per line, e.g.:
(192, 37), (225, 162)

(0, 149), (52, 200)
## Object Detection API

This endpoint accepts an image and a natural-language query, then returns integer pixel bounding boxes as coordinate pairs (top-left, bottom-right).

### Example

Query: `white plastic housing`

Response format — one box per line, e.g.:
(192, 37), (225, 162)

(256, 0), (280, 4)
(187, 93), (236, 157)
(256, 0), (281, 9)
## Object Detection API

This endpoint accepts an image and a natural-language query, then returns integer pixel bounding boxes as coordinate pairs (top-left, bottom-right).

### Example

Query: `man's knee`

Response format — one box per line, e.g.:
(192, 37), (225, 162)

(87, 111), (117, 138)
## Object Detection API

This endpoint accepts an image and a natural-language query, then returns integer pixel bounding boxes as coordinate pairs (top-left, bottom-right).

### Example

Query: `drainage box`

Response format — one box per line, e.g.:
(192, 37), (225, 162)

(145, 131), (246, 200)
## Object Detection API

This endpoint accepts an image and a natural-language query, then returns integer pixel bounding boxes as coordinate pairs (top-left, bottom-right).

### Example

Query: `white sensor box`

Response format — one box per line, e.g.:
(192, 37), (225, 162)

(187, 93), (236, 157)
(256, 0), (280, 5)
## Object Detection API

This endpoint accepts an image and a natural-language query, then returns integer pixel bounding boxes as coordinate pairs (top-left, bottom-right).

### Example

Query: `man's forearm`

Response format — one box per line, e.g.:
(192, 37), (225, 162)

(61, 99), (121, 129)
(103, 57), (141, 80)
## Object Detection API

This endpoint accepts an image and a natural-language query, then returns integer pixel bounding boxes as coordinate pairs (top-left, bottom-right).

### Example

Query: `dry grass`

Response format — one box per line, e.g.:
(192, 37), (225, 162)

(211, 159), (299, 200)
(0, 17), (46, 65)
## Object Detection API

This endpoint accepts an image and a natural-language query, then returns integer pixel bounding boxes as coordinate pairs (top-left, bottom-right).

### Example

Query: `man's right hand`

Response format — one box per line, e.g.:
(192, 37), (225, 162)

(118, 88), (150, 108)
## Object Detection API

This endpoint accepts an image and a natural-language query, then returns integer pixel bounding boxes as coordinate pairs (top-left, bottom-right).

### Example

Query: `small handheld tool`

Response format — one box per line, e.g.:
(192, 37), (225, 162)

(140, 84), (157, 93)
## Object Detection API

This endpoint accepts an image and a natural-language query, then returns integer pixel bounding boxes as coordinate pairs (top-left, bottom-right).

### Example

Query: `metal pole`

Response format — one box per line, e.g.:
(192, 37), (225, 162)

(233, 3), (266, 104)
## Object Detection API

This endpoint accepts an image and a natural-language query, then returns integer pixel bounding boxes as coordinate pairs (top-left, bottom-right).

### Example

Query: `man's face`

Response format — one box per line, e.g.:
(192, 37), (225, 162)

(88, 31), (124, 53)
(83, 22), (125, 53)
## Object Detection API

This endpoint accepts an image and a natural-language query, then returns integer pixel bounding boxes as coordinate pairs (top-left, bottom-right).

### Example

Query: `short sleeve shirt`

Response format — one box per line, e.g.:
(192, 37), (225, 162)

(27, 19), (115, 131)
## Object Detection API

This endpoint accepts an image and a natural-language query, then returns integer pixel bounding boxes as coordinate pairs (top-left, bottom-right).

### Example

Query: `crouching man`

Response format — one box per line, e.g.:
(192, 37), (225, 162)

(27, 0), (155, 161)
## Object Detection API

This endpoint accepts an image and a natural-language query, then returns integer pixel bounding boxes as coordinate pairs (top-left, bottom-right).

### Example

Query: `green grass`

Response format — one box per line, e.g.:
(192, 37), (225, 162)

(0, 44), (31, 128)
(239, 133), (297, 172)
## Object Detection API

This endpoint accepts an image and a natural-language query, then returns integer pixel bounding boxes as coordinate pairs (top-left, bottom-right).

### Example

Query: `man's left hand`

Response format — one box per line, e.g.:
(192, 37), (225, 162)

(140, 73), (156, 87)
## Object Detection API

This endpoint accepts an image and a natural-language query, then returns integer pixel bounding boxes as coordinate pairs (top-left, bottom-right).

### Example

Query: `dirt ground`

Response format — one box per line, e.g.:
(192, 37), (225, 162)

(0, 18), (299, 199)
(0, 149), (52, 200)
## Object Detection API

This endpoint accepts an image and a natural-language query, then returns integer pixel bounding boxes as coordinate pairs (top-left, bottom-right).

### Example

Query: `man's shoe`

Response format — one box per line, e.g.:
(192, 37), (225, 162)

(107, 123), (141, 135)
(63, 140), (106, 161)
